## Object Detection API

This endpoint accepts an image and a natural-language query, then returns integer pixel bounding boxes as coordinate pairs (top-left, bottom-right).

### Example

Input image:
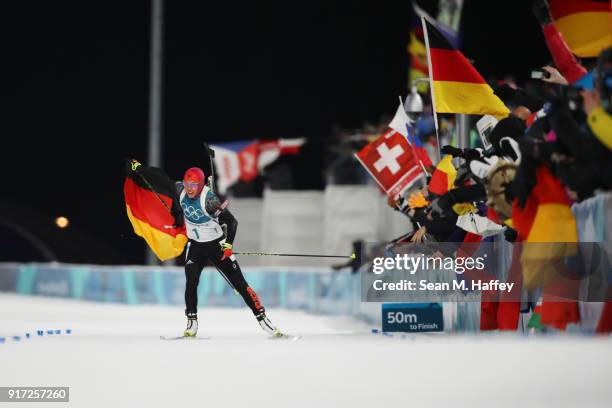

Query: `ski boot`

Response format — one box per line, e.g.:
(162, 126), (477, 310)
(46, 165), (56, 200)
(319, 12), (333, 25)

(256, 312), (283, 338)
(184, 313), (198, 337)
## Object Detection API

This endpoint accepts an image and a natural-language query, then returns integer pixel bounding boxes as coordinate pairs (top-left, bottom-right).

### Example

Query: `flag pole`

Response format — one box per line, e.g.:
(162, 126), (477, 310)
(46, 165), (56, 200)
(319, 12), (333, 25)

(146, 0), (164, 266)
(421, 15), (442, 163)
(203, 143), (216, 192)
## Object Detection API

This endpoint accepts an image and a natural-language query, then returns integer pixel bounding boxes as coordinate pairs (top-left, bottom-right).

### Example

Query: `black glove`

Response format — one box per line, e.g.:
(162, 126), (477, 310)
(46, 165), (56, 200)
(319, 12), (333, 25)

(504, 227), (518, 243)
(532, 0), (553, 26)
(429, 194), (453, 216)
(441, 145), (463, 157)
(463, 149), (482, 161)
(441, 145), (482, 161)
(454, 165), (472, 187)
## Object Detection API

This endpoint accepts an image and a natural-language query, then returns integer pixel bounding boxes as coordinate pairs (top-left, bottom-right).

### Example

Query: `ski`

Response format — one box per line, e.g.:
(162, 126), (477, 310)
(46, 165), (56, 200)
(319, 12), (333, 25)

(160, 335), (211, 340)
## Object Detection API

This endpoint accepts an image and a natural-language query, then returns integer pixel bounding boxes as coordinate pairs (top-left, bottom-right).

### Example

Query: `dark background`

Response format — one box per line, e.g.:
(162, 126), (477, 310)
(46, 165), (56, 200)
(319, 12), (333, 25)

(4, 1), (549, 264)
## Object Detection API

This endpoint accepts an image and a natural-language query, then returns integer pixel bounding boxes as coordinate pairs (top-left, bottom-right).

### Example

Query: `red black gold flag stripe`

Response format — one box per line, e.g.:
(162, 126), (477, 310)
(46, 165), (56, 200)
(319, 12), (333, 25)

(422, 18), (509, 118)
(124, 165), (187, 261)
(549, 0), (611, 58)
(511, 166), (578, 290)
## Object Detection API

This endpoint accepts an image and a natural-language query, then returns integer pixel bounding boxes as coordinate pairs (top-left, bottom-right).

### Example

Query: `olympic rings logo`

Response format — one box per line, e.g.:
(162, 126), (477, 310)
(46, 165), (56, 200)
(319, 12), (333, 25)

(181, 203), (205, 220)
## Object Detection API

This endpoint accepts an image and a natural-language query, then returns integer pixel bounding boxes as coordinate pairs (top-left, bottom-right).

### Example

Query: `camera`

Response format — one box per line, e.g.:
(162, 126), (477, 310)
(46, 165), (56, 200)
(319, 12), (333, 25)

(531, 69), (551, 80)
(476, 115), (498, 151)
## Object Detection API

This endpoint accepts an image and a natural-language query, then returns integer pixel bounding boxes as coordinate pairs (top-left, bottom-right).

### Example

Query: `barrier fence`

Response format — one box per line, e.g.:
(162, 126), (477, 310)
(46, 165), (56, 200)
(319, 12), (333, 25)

(1, 192), (609, 333)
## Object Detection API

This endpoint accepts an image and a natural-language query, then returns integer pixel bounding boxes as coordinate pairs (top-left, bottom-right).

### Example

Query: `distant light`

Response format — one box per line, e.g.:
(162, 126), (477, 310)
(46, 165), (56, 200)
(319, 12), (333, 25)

(55, 216), (69, 228)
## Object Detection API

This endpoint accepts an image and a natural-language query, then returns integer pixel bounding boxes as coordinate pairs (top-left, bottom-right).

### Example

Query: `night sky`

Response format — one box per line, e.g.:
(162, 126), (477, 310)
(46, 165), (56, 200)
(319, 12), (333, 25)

(5, 1), (549, 263)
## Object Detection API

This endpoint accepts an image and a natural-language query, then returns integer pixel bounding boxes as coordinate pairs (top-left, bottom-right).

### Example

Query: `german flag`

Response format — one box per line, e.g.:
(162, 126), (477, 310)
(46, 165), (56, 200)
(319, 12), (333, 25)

(422, 18), (509, 118)
(512, 165), (578, 289)
(550, 0), (611, 58)
(124, 161), (187, 261)
(427, 154), (456, 196)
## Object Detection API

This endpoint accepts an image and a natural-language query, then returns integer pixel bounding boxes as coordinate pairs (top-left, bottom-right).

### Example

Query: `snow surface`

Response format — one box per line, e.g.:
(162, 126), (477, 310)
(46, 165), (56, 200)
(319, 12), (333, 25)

(1, 294), (611, 408)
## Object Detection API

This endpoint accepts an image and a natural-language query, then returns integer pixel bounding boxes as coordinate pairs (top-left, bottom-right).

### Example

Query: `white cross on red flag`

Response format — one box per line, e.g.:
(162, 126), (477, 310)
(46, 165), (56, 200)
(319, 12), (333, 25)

(355, 129), (425, 198)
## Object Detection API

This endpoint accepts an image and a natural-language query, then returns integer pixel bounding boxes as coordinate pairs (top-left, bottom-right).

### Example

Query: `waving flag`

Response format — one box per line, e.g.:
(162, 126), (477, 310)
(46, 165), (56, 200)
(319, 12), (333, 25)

(258, 138), (305, 170)
(124, 162), (187, 261)
(388, 99), (433, 168)
(413, 3), (460, 48)
(211, 140), (260, 194)
(550, 0), (611, 58)
(355, 129), (424, 198)
(212, 138), (304, 193)
(512, 165), (578, 289)
(422, 17), (509, 118)
(427, 154), (457, 196)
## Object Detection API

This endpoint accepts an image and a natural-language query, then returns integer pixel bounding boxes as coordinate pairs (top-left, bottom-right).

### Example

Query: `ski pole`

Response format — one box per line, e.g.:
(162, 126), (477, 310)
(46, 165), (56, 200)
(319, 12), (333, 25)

(203, 143), (216, 192)
(234, 251), (356, 259)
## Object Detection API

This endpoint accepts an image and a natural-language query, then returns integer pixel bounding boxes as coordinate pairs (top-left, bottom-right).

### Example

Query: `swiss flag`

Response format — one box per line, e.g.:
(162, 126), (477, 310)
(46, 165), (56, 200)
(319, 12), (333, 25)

(355, 129), (424, 198)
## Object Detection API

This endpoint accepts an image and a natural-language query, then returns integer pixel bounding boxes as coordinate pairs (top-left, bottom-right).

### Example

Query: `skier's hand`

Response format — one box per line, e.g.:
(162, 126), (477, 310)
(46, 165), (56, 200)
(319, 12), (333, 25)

(220, 242), (233, 260)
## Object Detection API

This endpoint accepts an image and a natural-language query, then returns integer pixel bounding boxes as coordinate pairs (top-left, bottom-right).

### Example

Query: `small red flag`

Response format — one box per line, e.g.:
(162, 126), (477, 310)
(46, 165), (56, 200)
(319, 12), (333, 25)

(355, 130), (425, 198)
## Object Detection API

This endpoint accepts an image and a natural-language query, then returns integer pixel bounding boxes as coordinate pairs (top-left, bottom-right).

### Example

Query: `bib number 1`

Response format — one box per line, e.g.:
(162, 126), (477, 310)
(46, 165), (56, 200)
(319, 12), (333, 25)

(192, 228), (200, 239)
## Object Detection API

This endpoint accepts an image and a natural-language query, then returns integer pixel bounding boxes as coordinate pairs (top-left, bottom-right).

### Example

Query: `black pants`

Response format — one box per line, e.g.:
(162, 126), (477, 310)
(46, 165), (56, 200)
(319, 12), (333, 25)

(184, 238), (265, 316)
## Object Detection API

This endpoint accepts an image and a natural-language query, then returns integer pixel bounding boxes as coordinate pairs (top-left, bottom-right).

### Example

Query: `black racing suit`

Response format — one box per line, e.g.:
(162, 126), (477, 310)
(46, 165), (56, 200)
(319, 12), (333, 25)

(183, 237), (264, 316)
(175, 184), (265, 317)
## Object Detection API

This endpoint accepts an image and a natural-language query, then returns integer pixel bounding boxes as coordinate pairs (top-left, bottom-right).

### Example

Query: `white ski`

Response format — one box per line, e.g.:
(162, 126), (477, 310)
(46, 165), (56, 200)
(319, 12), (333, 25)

(160, 335), (211, 340)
